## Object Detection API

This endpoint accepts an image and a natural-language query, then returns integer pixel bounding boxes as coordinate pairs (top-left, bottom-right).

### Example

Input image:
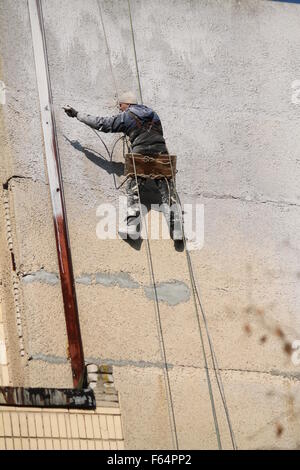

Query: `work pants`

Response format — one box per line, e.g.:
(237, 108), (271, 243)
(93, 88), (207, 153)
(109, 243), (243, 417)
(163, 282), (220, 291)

(125, 176), (182, 235)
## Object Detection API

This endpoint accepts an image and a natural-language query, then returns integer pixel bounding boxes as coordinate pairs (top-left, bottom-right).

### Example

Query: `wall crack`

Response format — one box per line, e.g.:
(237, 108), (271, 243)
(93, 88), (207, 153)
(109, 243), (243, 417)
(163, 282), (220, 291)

(191, 190), (300, 208)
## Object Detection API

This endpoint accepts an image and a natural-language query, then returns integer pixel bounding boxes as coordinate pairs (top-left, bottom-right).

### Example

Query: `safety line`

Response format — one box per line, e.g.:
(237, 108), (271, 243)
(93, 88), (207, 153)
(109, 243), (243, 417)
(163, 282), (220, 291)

(168, 156), (237, 450)
(131, 152), (179, 450)
(127, 0), (143, 104)
(167, 156), (222, 448)
(96, 0), (120, 104)
(124, 0), (225, 446)
(126, 4), (179, 444)
(188, 253), (237, 449)
(96, 1), (179, 447)
(95, 0), (236, 449)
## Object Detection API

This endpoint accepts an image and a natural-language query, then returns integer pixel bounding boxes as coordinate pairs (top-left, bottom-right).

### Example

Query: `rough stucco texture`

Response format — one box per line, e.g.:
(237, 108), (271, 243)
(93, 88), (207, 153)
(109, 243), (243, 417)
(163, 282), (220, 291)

(1, 0), (300, 450)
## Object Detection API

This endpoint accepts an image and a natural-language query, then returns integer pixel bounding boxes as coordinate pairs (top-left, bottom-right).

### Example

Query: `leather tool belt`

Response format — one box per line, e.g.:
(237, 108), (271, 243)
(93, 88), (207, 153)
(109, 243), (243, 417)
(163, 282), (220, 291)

(124, 153), (177, 179)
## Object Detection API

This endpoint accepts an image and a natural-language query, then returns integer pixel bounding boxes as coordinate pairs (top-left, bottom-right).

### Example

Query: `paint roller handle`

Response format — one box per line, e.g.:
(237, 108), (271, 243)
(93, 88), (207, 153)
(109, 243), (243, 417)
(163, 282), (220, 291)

(63, 105), (78, 118)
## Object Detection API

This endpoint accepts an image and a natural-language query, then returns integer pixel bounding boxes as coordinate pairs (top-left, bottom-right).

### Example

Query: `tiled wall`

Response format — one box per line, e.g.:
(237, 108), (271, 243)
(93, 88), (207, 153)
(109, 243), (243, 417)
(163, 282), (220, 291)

(0, 304), (9, 386)
(0, 405), (124, 450)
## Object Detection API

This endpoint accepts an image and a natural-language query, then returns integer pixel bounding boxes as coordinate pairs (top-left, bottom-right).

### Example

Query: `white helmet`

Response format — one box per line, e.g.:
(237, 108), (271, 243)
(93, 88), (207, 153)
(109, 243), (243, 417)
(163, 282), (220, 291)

(119, 91), (138, 105)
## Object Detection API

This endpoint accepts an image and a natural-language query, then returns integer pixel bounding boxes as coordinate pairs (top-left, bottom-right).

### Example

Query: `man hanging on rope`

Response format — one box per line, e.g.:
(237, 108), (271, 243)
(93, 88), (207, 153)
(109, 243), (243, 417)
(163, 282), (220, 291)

(64, 91), (182, 241)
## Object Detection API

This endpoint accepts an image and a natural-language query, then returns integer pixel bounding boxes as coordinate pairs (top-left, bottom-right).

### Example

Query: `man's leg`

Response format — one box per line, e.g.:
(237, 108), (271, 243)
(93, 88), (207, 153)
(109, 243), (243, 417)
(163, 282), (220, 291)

(119, 176), (145, 238)
(156, 178), (183, 240)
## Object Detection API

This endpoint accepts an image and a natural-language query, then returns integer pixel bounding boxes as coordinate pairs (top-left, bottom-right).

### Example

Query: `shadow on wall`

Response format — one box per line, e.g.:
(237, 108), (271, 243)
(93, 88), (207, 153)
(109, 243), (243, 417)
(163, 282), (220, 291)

(63, 135), (124, 176)
(64, 134), (175, 207)
(63, 135), (185, 252)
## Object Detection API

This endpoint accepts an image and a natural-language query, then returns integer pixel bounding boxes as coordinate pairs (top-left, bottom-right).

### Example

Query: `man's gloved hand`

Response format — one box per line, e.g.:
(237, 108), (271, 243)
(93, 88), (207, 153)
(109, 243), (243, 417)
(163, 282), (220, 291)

(63, 105), (78, 118)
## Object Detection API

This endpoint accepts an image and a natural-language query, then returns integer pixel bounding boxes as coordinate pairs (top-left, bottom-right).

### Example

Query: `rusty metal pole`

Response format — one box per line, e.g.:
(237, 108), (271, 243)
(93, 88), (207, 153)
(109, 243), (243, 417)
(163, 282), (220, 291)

(28, 0), (85, 388)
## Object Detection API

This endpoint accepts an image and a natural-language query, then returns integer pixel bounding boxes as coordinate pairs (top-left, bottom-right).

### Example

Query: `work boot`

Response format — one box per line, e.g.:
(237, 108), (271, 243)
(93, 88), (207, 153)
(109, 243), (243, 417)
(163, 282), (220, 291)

(118, 207), (141, 240)
(170, 219), (184, 241)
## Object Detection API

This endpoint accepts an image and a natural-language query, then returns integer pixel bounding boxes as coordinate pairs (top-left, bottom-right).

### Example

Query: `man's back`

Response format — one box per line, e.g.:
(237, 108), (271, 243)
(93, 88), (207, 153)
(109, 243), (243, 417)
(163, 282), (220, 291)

(76, 103), (168, 155)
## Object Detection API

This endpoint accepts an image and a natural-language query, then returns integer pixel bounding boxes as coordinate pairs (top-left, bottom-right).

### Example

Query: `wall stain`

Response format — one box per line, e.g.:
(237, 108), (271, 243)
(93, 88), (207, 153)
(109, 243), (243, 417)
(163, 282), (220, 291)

(22, 270), (191, 306)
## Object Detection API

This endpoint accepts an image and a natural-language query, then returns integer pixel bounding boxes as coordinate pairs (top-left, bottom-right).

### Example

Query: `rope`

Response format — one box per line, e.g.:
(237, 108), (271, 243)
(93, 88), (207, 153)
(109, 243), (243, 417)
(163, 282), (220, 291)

(126, 0), (226, 448)
(96, 1), (179, 447)
(90, 128), (110, 161)
(167, 155), (222, 448)
(127, 0), (143, 104)
(167, 155), (237, 450)
(131, 150), (179, 450)
(96, 0), (237, 449)
(125, 173), (171, 179)
(96, 0), (120, 104)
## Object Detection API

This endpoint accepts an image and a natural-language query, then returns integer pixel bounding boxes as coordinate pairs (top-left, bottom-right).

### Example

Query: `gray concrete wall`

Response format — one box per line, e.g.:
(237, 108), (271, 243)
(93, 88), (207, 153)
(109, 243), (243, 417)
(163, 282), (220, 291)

(1, 0), (300, 449)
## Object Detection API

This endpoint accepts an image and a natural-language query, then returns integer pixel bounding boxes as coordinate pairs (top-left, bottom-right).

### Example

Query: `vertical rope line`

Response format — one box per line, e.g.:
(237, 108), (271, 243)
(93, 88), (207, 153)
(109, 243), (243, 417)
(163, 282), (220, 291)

(123, 4), (177, 446)
(96, 0), (120, 104)
(168, 156), (238, 449)
(131, 154), (179, 450)
(186, 252), (237, 449)
(167, 155), (222, 449)
(124, 3), (222, 446)
(127, 0), (143, 104)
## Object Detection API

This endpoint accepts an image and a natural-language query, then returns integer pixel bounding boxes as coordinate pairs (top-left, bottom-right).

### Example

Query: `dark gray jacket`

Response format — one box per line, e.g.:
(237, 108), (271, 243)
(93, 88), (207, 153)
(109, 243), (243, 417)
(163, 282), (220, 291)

(77, 104), (168, 155)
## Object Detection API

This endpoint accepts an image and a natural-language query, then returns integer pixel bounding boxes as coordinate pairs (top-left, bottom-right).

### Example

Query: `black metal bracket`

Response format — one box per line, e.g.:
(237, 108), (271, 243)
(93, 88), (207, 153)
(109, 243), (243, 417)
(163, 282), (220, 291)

(0, 386), (96, 410)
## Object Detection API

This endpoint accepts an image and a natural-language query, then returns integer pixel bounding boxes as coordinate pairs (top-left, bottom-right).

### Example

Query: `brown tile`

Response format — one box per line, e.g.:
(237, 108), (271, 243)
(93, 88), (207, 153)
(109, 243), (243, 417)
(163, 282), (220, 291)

(53, 439), (61, 450)
(57, 413), (67, 439)
(0, 412), (4, 437)
(14, 438), (22, 450)
(11, 413), (21, 437)
(79, 439), (88, 450)
(29, 439), (38, 450)
(50, 413), (59, 438)
(42, 413), (51, 438)
(102, 440), (110, 450)
(87, 440), (95, 450)
(106, 415), (115, 439)
(95, 440), (103, 450)
(35, 414), (44, 437)
(113, 415), (123, 440)
(60, 439), (69, 450)
(3, 413), (12, 436)
(45, 438), (53, 450)
(72, 439), (80, 450)
(67, 439), (74, 450)
(37, 439), (46, 450)
(77, 414), (86, 439)
(84, 415), (94, 439)
(27, 414), (37, 437)
(99, 415), (108, 440)
(91, 415), (101, 439)
(69, 414), (79, 439)
(117, 440), (125, 450)
(21, 438), (30, 450)
(5, 438), (14, 450)
(65, 414), (72, 439)
(19, 413), (28, 437)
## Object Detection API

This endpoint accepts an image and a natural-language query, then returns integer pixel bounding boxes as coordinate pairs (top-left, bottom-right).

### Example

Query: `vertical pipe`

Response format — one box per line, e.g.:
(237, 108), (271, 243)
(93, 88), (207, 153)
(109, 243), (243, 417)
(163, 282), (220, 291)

(28, 0), (85, 388)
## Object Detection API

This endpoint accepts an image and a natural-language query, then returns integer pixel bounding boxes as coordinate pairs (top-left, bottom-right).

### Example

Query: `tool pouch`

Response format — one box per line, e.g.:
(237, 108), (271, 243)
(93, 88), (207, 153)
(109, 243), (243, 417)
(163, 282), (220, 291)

(124, 153), (177, 179)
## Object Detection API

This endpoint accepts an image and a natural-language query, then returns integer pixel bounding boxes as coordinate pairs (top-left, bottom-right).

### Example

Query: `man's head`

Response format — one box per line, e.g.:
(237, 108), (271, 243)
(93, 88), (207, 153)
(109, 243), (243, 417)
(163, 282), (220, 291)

(118, 91), (138, 111)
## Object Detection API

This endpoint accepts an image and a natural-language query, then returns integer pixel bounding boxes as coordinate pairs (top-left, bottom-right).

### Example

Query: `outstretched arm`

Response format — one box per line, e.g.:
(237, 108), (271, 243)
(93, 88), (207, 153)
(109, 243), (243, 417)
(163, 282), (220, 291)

(63, 105), (127, 133)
